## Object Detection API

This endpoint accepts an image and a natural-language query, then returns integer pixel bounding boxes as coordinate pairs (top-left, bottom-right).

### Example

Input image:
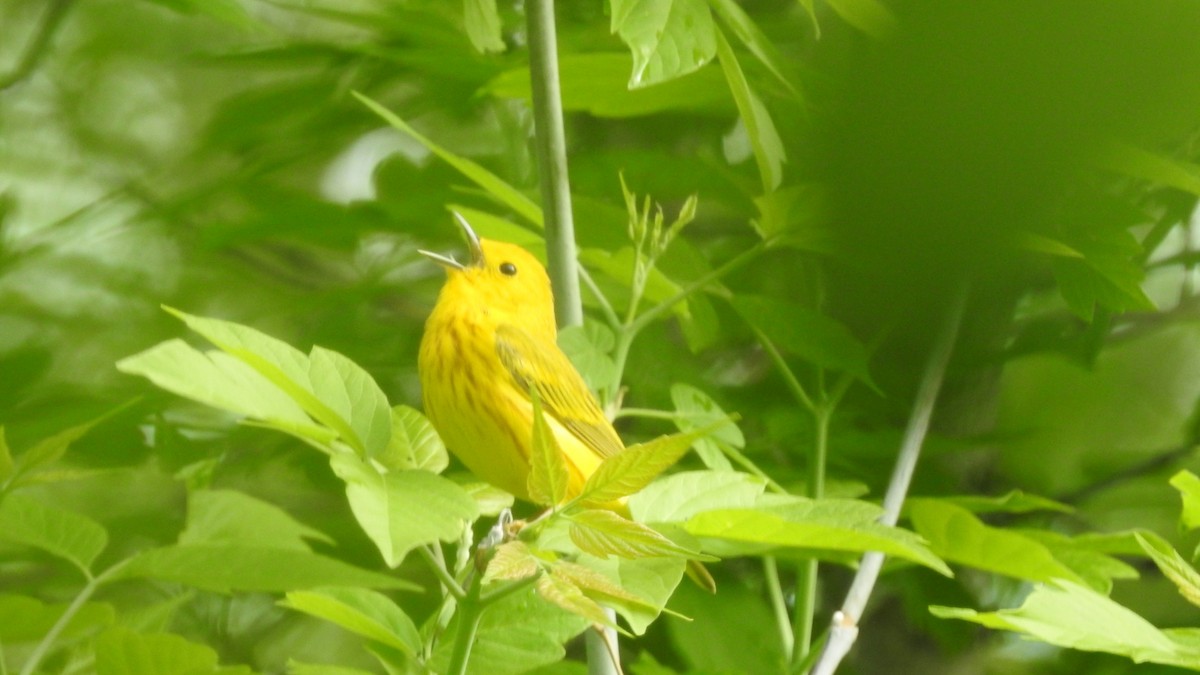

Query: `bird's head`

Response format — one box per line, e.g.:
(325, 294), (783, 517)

(420, 213), (557, 338)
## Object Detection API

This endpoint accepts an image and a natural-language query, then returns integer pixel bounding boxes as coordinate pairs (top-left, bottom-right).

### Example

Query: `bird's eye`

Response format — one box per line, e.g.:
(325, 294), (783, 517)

(499, 262), (518, 276)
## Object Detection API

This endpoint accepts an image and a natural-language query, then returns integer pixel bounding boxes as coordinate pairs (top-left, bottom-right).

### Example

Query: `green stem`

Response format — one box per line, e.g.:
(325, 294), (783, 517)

(628, 238), (770, 336)
(447, 575), (486, 675)
(792, 406), (831, 666)
(764, 556), (794, 662)
(0, 0), (75, 92)
(720, 441), (789, 494)
(418, 546), (467, 600)
(754, 327), (815, 413)
(526, 0), (581, 328)
(612, 407), (680, 421)
(20, 561), (126, 675)
(579, 266), (622, 331)
(811, 283), (970, 675)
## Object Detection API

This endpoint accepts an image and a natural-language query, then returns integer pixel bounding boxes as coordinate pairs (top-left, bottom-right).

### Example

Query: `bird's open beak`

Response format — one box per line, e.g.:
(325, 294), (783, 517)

(418, 212), (485, 270)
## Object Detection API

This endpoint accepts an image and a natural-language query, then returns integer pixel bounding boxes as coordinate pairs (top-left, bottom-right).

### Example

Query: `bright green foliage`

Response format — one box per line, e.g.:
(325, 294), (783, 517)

(7, 0), (1200, 673)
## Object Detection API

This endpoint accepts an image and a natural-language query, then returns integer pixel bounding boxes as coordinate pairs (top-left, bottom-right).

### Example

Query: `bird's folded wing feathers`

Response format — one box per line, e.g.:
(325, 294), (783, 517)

(494, 324), (624, 459)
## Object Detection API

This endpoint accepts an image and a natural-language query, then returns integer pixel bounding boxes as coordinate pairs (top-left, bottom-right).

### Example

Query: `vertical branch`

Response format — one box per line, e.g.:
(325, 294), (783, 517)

(526, 0), (582, 328)
(526, 2), (616, 672)
(810, 283), (969, 675)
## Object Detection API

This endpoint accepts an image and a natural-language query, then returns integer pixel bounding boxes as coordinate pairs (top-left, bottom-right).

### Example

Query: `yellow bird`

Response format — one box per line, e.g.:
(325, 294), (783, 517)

(418, 214), (622, 502)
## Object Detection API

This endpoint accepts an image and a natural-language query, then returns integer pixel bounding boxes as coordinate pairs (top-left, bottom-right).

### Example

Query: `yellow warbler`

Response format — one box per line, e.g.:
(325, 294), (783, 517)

(418, 214), (622, 502)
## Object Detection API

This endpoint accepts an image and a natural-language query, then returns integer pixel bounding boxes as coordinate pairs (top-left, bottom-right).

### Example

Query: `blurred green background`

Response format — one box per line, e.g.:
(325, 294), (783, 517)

(6, 0), (1200, 673)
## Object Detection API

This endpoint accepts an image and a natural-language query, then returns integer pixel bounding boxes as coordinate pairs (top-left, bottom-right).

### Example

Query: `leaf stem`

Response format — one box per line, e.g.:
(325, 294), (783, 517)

(764, 556), (794, 662)
(20, 560), (127, 675)
(446, 573), (486, 675)
(419, 546), (467, 601)
(810, 283), (969, 675)
(791, 405), (831, 666)
(580, 266), (622, 331)
(527, 0), (581, 329)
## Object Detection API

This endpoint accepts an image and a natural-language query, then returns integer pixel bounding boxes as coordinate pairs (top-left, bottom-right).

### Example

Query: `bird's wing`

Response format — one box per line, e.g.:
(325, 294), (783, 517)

(494, 324), (624, 460)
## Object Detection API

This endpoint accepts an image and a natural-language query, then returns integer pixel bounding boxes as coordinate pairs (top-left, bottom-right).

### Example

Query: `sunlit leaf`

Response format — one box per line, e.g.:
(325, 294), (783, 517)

(307, 346), (393, 457)
(577, 422), (729, 506)
(610, 0), (717, 88)
(485, 53), (731, 118)
(931, 580), (1200, 669)
(578, 554), (686, 635)
(714, 28), (785, 193)
(536, 571), (615, 628)
(935, 490), (1073, 515)
(527, 391), (571, 506)
(629, 470), (766, 523)
(1138, 532), (1200, 609)
(706, 0), (800, 97)
(463, 0), (505, 54)
(377, 405), (449, 473)
(686, 499), (950, 574)
(0, 492), (107, 576)
(908, 500), (1083, 584)
(331, 453), (479, 567)
(281, 587), (422, 657)
(569, 509), (709, 560)
(1171, 470), (1200, 531)
(484, 540), (542, 583)
(1101, 142), (1200, 196)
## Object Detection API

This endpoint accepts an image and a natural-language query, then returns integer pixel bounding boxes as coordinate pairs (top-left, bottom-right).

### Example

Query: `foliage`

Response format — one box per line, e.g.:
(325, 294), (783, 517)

(5, 0), (1200, 674)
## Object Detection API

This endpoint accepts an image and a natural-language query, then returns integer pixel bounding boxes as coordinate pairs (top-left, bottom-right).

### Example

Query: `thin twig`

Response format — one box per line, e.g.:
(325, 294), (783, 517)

(810, 283), (969, 675)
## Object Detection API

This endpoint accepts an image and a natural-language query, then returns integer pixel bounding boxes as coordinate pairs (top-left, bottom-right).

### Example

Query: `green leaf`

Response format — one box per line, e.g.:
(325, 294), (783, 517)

(580, 246), (691, 321)
(578, 554), (686, 635)
(353, 93), (542, 226)
(377, 405), (449, 473)
(706, 0), (799, 97)
(558, 322), (618, 397)
(281, 587), (422, 657)
(307, 346), (393, 458)
(667, 580), (787, 674)
(1101, 142), (1200, 196)
(1138, 532), (1200, 609)
(0, 492), (108, 576)
(931, 580), (1200, 669)
(483, 540), (541, 583)
(179, 489), (333, 551)
(1171, 470), (1200, 531)
(713, 28), (786, 193)
(116, 340), (331, 445)
(610, 0), (717, 88)
(527, 391), (571, 506)
(94, 627), (244, 675)
(629, 470), (766, 523)
(331, 453), (479, 567)
(1018, 232), (1085, 259)
(908, 500), (1083, 584)
(446, 205), (544, 250)
(577, 422), (729, 507)
(685, 499), (951, 575)
(463, 0), (505, 54)
(160, 307), (389, 455)
(536, 571), (615, 629)
(569, 509), (710, 560)
(823, 0), (897, 39)
(0, 594), (115, 643)
(430, 586), (588, 675)
(118, 544), (417, 593)
(485, 53), (731, 118)
(670, 384), (741, 470)
(551, 559), (660, 619)
(8, 404), (129, 486)
(731, 295), (873, 385)
(1017, 529), (1139, 594)
(935, 490), (1073, 515)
